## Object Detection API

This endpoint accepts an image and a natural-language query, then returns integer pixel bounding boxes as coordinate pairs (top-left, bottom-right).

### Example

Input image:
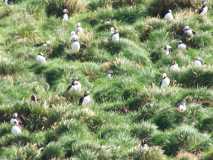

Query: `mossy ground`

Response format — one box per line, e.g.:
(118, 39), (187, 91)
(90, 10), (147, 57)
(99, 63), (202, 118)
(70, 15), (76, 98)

(0, 0), (212, 159)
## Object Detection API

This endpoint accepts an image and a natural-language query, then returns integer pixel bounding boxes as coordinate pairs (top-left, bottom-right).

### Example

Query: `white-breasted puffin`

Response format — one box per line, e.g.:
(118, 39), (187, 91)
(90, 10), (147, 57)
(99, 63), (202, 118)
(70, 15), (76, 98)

(79, 91), (93, 106)
(63, 9), (69, 21)
(164, 9), (174, 21)
(160, 73), (170, 88)
(66, 79), (82, 93)
(111, 27), (120, 43)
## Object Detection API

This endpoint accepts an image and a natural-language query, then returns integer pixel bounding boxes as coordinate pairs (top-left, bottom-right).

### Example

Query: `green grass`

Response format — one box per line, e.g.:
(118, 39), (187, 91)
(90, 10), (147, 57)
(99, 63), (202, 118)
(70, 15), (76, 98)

(0, 0), (212, 159)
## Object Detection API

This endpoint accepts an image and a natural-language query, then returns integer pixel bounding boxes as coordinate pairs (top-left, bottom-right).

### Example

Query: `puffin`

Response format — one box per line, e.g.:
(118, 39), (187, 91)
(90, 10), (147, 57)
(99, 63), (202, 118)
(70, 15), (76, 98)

(160, 73), (170, 88)
(141, 144), (149, 152)
(140, 139), (149, 152)
(66, 79), (82, 93)
(177, 40), (187, 50)
(107, 70), (113, 79)
(193, 57), (203, 67)
(4, 0), (13, 5)
(36, 53), (46, 64)
(198, 4), (208, 16)
(63, 9), (69, 21)
(10, 113), (19, 125)
(183, 26), (195, 37)
(70, 31), (78, 40)
(11, 120), (22, 136)
(75, 23), (84, 34)
(71, 32), (80, 53)
(176, 100), (187, 112)
(164, 9), (174, 21)
(111, 27), (120, 43)
(79, 91), (93, 106)
(164, 45), (172, 55)
(170, 61), (180, 72)
(31, 94), (38, 102)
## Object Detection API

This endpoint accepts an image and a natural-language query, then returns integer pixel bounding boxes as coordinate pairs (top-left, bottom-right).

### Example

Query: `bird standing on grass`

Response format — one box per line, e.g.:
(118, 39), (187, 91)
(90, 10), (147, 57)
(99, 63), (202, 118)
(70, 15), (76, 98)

(177, 40), (187, 50)
(5, 0), (13, 5)
(107, 70), (113, 79)
(36, 53), (46, 64)
(10, 113), (22, 136)
(66, 79), (82, 93)
(79, 91), (93, 106)
(63, 9), (69, 21)
(71, 32), (80, 54)
(164, 45), (172, 55)
(164, 9), (174, 21)
(193, 57), (203, 67)
(11, 121), (22, 136)
(183, 26), (195, 37)
(76, 23), (84, 34)
(170, 61), (180, 72)
(111, 27), (120, 43)
(160, 73), (170, 88)
(176, 100), (187, 112)
(198, 3), (208, 16)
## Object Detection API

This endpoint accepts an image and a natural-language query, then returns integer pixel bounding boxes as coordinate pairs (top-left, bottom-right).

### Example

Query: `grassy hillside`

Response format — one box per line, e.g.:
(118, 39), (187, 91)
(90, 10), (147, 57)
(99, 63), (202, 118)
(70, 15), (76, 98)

(0, 0), (213, 159)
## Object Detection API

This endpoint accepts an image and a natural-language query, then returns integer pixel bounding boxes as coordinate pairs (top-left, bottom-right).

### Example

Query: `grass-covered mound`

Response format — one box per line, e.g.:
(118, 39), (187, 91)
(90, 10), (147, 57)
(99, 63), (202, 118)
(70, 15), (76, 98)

(0, 0), (212, 159)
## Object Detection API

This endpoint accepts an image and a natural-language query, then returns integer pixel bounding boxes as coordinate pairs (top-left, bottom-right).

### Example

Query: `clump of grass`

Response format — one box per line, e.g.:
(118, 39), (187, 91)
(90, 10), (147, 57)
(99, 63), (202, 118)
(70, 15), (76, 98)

(172, 68), (213, 88)
(165, 125), (211, 155)
(41, 142), (64, 160)
(176, 151), (198, 160)
(135, 146), (167, 160)
(45, 0), (87, 17)
(0, 61), (24, 75)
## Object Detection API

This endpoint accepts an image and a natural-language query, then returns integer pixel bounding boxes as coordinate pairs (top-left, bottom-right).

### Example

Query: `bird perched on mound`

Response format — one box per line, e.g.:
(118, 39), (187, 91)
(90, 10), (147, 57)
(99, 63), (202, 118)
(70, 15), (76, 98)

(71, 32), (80, 53)
(160, 73), (170, 88)
(63, 9), (69, 21)
(66, 79), (82, 93)
(4, 0), (13, 5)
(70, 31), (78, 41)
(110, 27), (120, 43)
(177, 40), (187, 50)
(36, 53), (46, 64)
(31, 94), (38, 103)
(198, 4), (208, 16)
(164, 9), (174, 21)
(10, 113), (22, 136)
(176, 100), (187, 112)
(193, 57), (204, 67)
(11, 120), (22, 136)
(164, 45), (172, 55)
(79, 91), (93, 106)
(75, 23), (84, 34)
(183, 26), (195, 37)
(170, 61), (180, 72)
(107, 70), (113, 79)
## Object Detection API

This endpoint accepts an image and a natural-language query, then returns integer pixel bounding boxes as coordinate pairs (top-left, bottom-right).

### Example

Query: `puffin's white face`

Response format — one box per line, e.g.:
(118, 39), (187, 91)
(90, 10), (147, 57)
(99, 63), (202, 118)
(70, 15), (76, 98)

(74, 81), (79, 85)
(77, 23), (81, 27)
(111, 27), (115, 33)
(178, 40), (182, 44)
(196, 57), (202, 62)
(168, 9), (172, 13)
(13, 113), (18, 118)
(71, 31), (75, 36)
(184, 26), (190, 30)
(63, 9), (68, 13)
(166, 45), (171, 50)
(162, 73), (167, 78)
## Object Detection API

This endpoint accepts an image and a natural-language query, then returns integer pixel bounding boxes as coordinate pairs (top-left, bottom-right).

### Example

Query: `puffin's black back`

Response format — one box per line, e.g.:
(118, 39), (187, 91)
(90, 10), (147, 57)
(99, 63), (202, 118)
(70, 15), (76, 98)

(79, 96), (84, 105)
